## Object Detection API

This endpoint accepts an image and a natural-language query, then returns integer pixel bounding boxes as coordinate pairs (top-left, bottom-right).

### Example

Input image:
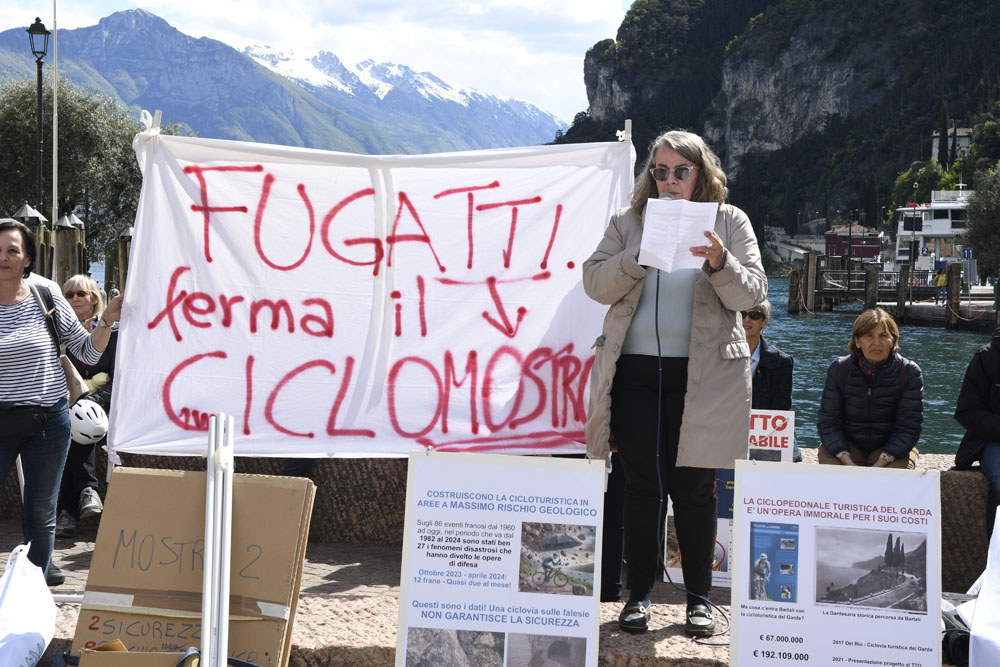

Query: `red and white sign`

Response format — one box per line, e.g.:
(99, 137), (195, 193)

(109, 133), (634, 458)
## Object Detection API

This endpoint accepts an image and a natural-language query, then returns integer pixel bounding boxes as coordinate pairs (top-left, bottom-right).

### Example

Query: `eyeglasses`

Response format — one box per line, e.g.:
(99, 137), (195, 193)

(740, 310), (765, 321)
(65, 290), (90, 299)
(649, 165), (696, 182)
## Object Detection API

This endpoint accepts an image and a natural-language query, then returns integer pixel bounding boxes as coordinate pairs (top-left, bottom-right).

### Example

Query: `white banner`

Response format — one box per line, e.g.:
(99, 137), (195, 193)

(397, 451), (604, 667)
(109, 133), (634, 457)
(732, 461), (941, 667)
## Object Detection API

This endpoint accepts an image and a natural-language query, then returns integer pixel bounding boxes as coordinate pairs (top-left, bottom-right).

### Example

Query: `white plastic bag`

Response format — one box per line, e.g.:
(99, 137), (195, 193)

(0, 543), (57, 666)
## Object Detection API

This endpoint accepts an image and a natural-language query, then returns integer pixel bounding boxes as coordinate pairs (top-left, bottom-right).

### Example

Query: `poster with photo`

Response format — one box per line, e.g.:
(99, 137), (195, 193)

(397, 452), (604, 667)
(664, 409), (794, 588)
(732, 461), (941, 667)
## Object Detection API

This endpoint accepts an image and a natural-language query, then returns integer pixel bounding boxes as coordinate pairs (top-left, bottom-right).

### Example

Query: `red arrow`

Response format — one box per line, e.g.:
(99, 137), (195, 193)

(482, 276), (527, 338)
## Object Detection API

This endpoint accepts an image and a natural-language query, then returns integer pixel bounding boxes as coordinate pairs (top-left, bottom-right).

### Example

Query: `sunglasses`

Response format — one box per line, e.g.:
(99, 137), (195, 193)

(649, 165), (696, 182)
(65, 290), (90, 299)
(741, 310), (765, 321)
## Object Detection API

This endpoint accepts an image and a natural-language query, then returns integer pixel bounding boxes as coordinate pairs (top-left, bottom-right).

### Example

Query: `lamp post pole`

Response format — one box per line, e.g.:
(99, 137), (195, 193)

(27, 18), (50, 218)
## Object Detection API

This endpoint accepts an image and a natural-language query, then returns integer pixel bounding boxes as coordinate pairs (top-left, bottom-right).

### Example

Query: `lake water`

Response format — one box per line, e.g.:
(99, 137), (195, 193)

(763, 277), (992, 455)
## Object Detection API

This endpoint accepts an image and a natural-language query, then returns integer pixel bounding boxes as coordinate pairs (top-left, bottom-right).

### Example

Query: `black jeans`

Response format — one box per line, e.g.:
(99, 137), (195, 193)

(611, 355), (717, 599)
(58, 439), (100, 518)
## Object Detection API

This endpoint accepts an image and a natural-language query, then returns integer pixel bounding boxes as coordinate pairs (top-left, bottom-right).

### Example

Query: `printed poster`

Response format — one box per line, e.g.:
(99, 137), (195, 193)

(664, 409), (795, 587)
(397, 452), (604, 667)
(732, 460), (941, 666)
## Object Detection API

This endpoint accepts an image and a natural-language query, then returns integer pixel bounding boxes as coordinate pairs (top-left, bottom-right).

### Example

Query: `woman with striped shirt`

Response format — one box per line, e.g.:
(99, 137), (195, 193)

(0, 219), (122, 582)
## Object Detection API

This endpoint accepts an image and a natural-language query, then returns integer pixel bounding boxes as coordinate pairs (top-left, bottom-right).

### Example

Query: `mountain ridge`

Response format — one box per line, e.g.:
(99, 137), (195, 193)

(0, 9), (566, 154)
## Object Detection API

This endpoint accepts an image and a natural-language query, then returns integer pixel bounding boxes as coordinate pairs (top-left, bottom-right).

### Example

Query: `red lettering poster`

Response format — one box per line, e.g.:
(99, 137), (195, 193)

(109, 131), (634, 457)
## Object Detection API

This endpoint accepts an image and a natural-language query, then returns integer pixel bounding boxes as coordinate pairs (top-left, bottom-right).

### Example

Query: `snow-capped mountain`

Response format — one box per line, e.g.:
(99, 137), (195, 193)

(0, 10), (567, 154)
(242, 45), (567, 152)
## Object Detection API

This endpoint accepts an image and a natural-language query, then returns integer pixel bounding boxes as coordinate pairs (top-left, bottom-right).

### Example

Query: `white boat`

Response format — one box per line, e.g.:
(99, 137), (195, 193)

(893, 188), (973, 271)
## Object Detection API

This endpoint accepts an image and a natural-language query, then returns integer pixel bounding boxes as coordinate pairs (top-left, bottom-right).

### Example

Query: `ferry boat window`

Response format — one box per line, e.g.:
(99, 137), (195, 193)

(903, 216), (923, 231)
(933, 209), (950, 219)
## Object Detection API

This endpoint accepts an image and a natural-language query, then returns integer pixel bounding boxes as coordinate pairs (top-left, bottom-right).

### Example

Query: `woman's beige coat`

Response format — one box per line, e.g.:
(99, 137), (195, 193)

(583, 204), (767, 469)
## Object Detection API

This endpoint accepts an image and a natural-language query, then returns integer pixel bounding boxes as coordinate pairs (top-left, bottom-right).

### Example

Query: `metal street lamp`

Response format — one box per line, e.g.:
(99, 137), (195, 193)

(27, 17), (50, 218)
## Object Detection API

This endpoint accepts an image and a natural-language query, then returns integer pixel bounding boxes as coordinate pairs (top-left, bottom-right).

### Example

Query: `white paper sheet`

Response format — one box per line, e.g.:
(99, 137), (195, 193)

(637, 198), (719, 272)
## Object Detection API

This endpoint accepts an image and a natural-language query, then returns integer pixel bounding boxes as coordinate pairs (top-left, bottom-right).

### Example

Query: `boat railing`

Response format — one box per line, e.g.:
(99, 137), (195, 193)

(818, 269), (933, 291)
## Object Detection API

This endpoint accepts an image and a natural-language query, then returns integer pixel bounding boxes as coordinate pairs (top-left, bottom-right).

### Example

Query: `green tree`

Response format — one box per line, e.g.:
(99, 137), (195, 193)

(0, 78), (179, 259)
(938, 103), (950, 170)
(964, 162), (1000, 279)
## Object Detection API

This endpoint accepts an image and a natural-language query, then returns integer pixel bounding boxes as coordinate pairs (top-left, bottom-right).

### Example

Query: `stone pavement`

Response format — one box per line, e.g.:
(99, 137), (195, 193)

(4, 450), (961, 666)
(6, 524), (736, 666)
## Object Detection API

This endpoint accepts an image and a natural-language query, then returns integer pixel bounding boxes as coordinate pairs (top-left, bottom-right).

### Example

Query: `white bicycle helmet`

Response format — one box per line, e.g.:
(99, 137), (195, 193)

(70, 399), (109, 444)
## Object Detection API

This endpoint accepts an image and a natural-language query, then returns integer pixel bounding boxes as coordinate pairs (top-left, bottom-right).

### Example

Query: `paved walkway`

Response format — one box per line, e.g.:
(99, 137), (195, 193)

(9, 516), (731, 666)
(6, 450), (958, 666)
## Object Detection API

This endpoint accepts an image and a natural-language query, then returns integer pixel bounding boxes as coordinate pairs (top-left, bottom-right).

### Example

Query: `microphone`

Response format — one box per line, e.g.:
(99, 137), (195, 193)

(659, 192), (674, 201)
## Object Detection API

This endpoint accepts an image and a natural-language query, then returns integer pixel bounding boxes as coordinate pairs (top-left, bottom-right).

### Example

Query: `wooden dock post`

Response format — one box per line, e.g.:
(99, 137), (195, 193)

(788, 259), (802, 314)
(945, 262), (963, 329)
(805, 253), (818, 313)
(895, 265), (910, 323)
(864, 265), (879, 311)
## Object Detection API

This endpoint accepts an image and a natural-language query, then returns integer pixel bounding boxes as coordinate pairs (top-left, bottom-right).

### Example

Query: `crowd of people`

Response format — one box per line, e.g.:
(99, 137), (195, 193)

(0, 128), (998, 649)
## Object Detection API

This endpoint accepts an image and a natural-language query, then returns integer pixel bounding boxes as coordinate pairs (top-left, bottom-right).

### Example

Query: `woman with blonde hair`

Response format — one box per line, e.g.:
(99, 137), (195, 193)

(55, 274), (117, 539)
(584, 129), (766, 635)
(816, 308), (922, 468)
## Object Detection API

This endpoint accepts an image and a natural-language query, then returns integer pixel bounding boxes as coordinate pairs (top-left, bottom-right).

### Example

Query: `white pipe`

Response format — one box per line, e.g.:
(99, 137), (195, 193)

(215, 415), (235, 665)
(201, 415), (218, 666)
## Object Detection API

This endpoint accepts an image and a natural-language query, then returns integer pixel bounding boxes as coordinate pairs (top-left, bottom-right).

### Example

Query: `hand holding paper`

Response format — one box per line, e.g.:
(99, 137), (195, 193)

(638, 198), (720, 272)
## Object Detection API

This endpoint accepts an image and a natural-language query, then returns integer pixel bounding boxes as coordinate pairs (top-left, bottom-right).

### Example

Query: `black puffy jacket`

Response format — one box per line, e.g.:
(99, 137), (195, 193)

(816, 352), (923, 458)
(954, 328), (1000, 469)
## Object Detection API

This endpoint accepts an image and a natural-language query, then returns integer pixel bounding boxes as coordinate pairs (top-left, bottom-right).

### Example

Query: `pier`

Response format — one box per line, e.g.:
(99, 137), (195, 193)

(788, 252), (998, 331)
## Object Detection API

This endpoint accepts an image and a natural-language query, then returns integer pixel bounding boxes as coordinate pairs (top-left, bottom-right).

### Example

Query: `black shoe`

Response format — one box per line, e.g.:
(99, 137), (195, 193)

(685, 602), (715, 637)
(46, 563), (65, 587)
(618, 601), (651, 633)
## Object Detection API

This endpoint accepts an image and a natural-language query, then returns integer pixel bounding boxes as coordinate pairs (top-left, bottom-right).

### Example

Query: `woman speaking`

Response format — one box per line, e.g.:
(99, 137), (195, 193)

(583, 130), (766, 635)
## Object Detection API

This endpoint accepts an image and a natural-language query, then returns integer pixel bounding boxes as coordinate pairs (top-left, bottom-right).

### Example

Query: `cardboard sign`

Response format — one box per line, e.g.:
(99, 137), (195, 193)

(732, 461), (941, 666)
(397, 451), (605, 667)
(72, 469), (315, 666)
(110, 135), (634, 459)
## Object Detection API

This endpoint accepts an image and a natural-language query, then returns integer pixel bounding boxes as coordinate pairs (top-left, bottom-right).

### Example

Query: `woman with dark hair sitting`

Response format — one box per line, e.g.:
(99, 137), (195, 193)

(816, 308), (922, 468)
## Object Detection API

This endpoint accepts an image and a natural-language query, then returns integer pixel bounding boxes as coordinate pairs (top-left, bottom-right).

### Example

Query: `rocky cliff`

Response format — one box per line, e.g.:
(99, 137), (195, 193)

(564, 0), (1000, 235)
(703, 13), (899, 176)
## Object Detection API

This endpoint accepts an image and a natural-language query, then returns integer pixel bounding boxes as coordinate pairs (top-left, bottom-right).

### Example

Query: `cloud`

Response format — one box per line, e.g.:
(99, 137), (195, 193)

(2, 1), (624, 122)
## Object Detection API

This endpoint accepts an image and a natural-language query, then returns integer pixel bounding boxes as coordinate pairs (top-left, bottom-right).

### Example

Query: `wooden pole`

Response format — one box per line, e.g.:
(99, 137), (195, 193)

(896, 265), (910, 323)
(788, 259), (802, 314)
(806, 253), (818, 312)
(945, 262), (962, 329)
(864, 264), (879, 310)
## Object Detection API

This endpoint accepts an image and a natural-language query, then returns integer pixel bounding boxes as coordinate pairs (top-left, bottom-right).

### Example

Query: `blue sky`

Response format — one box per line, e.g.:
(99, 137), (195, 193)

(4, 1), (629, 124)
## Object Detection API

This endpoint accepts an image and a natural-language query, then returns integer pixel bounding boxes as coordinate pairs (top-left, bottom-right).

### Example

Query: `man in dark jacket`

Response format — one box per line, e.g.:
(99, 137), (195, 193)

(954, 327), (1000, 537)
(743, 300), (801, 461)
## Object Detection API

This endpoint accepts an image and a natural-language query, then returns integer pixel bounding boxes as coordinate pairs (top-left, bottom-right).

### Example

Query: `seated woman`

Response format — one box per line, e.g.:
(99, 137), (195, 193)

(816, 308), (922, 468)
(55, 275), (116, 538)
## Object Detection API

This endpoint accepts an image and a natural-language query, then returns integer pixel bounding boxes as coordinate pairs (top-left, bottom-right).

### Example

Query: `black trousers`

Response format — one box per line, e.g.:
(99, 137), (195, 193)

(57, 439), (99, 518)
(610, 355), (717, 599)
